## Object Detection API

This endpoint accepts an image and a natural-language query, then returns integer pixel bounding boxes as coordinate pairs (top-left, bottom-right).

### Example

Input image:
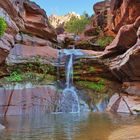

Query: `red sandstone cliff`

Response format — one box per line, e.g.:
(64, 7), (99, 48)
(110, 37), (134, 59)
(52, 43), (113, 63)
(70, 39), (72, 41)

(0, 0), (57, 64)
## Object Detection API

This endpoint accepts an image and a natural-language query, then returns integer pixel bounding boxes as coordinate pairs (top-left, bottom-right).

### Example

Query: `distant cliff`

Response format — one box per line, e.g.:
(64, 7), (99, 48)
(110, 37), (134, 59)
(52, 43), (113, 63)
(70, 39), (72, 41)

(49, 12), (81, 28)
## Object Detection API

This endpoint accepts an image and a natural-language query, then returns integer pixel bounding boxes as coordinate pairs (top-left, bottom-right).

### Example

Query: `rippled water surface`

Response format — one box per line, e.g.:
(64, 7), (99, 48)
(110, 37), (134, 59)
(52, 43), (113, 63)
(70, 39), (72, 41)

(0, 112), (140, 140)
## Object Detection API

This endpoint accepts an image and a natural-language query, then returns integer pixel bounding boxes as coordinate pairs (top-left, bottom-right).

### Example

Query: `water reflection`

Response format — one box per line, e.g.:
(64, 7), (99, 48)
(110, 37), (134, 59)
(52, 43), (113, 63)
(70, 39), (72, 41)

(0, 113), (140, 140)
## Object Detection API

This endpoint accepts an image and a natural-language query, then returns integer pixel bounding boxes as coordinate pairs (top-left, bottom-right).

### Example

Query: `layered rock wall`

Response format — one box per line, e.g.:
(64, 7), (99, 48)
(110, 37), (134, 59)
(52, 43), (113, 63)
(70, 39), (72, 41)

(0, 84), (59, 116)
(92, 1), (140, 114)
(0, 0), (57, 65)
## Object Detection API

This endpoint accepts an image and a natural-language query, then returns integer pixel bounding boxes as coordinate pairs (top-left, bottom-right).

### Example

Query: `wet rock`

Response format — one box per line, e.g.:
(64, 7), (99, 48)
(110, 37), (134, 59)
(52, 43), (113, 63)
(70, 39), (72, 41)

(107, 93), (140, 114)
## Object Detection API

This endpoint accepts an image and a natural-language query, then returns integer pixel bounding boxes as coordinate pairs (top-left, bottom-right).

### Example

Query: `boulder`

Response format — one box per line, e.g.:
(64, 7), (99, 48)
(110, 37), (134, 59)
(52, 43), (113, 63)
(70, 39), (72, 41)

(107, 93), (140, 114)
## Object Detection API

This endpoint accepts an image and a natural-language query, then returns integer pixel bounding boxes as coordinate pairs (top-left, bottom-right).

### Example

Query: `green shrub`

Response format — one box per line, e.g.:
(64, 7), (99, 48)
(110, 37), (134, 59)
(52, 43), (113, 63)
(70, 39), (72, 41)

(76, 79), (105, 92)
(0, 17), (7, 37)
(89, 67), (96, 73)
(5, 71), (23, 82)
(96, 36), (114, 48)
(64, 13), (90, 34)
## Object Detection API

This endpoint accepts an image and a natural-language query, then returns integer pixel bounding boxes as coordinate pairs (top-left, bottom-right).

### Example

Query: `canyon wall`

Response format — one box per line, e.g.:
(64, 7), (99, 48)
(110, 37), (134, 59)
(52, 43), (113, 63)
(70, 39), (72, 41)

(0, 0), (57, 65)
(92, 0), (140, 114)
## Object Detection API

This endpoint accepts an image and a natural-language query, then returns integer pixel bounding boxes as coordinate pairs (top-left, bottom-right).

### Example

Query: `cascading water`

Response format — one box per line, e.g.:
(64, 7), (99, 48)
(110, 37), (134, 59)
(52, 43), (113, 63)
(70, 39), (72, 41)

(60, 49), (80, 113)
(57, 47), (100, 113)
(66, 54), (73, 88)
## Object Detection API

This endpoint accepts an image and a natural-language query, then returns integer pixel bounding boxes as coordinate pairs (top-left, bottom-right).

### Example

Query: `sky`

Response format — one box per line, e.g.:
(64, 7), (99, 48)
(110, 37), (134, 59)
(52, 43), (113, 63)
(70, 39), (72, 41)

(31, 0), (102, 16)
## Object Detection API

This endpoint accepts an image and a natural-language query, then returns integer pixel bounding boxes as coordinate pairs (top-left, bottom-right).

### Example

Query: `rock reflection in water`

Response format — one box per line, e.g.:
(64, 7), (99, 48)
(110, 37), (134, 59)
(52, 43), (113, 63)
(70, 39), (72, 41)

(0, 113), (140, 140)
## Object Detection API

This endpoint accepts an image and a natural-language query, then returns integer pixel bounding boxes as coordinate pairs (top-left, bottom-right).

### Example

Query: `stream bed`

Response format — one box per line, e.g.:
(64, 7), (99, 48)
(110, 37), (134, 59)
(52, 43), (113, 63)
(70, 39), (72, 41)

(0, 112), (140, 140)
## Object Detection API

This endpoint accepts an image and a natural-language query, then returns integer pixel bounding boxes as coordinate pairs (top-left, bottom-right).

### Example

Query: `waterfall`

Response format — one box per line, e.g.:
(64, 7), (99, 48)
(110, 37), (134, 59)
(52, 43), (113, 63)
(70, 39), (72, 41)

(66, 54), (73, 88)
(56, 48), (99, 113)
(59, 48), (82, 113)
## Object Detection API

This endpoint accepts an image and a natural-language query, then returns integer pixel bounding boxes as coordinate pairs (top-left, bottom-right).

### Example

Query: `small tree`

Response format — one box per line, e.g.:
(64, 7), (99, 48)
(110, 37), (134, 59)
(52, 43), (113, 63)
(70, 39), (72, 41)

(0, 17), (7, 37)
(64, 13), (90, 34)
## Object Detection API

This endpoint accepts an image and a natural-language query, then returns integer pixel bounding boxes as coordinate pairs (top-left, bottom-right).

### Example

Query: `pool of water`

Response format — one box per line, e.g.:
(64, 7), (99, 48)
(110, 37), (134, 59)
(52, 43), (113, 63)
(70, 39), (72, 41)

(0, 112), (140, 140)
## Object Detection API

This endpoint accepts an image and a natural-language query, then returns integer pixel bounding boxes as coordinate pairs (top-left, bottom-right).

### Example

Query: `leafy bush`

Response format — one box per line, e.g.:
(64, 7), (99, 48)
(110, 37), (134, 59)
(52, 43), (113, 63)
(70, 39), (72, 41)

(5, 71), (23, 82)
(76, 79), (105, 92)
(0, 17), (7, 37)
(64, 13), (90, 34)
(96, 36), (114, 48)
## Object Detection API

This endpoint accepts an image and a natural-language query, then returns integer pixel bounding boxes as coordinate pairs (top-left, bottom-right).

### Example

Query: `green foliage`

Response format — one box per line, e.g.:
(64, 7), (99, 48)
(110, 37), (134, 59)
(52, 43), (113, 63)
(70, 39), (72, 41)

(5, 71), (23, 82)
(0, 17), (7, 37)
(89, 67), (96, 73)
(64, 13), (90, 34)
(76, 79), (105, 92)
(3, 62), (56, 84)
(96, 36), (114, 48)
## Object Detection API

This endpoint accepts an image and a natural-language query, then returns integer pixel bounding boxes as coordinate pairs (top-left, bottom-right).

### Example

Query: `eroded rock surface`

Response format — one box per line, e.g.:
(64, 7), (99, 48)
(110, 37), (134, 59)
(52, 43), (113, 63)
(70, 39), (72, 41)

(0, 84), (60, 116)
(103, 16), (140, 58)
(107, 93), (140, 115)
(108, 25), (140, 81)
(0, 0), (56, 64)
(109, 0), (140, 33)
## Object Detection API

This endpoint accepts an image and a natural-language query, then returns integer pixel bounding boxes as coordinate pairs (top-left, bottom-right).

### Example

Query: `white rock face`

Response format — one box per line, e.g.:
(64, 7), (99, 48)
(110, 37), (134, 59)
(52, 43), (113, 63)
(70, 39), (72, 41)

(49, 12), (81, 28)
